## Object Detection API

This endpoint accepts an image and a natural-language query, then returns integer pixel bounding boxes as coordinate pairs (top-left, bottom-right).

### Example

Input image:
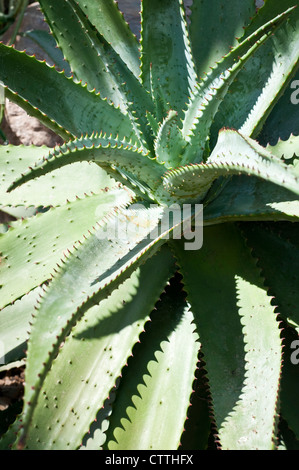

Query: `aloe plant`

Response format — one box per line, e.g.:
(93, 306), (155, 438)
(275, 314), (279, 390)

(0, 0), (299, 450)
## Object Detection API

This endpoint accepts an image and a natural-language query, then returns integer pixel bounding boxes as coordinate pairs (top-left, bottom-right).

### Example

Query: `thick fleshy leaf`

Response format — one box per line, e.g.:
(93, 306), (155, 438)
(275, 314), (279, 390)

(219, 275), (281, 450)
(189, 0), (255, 78)
(241, 222), (299, 332)
(259, 69), (299, 146)
(3, 88), (70, 141)
(180, 7), (295, 164)
(14, 204), (191, 448)
(204, 175), (299, 223)
(206, 129), (299, 195)
(159, 129), (299, 204)
(21, 29), (72, 74)
(38, 0), (126, 108)
(0, 144), (115, 208)
(75, 0), (140, 79)
(240, 3), (299, 138)
(244, 0), (298, 38)
(0, 188), (132, 309)
(173, 223), (282, 450)
(40, 0), (154, 153)
(266, 134), (299, 160)
(212, 0), (299, 143)
(140, 0), (197, 120)
(0, 43), (135, 139)
(17, 247), (175, 450)
(8, 134), (164, 197)
(0, 286), (43, 366)
(154, 110), (187, 169)
(104, 276), (199, 451)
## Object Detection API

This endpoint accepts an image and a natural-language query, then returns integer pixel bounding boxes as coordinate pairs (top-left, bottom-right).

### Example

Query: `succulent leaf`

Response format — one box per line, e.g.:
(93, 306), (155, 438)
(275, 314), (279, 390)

(0, 43), (135, 139)
(154, 110), (187, 169)
(140, 0), (197, 120)
(204, 175), (299, 223)
(174, 223), (282, 450)
(3, 88), (71, 141)
(104, 279), (199, 450)
(189, 0), (256, 79)
(258, 68), (299, 147)
(17, 247), (176, 450)
(75, 0), (140, 79)
(181, 6), (296, 164)
(0, 286), (43, 366)
(39, 0), (154, 153)
(266, 134), (299, 160)
(21, 29), (72, 75)
(242, 222), (299, 332)
(15, 204), (191, 447)
(240, 4), (299, 138)
(0, 144), (115, 208)
(206, 129), (299, 194)
(7, 134), (164, 196)
(160, 129), (299, 204)
(212, 1), (299, 143)
(0, 188), (132, 309)
(38, 0), (127, 108)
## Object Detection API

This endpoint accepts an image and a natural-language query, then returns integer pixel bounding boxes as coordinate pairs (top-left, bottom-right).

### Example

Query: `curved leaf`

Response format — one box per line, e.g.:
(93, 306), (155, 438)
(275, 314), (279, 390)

(76, 0), (140, 79)
(241, 222), (299, 332)
(14, 204), (189, 448)
(258, 68), (299, 146)
(204, 175), (299, 223)
(0, 286), (43, 366)
(38, 0), (126, 108)
(189, 0), (256, 78)
(0, 43), (135, 139)
(173, 223), (282, 450)
(21, 29), (72, 74)
(40, 0), (154, 153)
(19, 247), (175, 450)
(0, 188), (131, 309)
(140, 0), (197, 120)
(104, 276), (199, 450)
(7, 134), (164, 196)
(181, 7), (294, 164)
(0, 144), (115, 208)
(160, 129), (299, 204)
(212, 0), (299, 143)
(154, 110), (187, 169)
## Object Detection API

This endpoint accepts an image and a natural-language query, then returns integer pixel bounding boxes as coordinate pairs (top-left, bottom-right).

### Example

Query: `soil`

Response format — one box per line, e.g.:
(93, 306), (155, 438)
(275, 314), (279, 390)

(0, 368), (24, 412)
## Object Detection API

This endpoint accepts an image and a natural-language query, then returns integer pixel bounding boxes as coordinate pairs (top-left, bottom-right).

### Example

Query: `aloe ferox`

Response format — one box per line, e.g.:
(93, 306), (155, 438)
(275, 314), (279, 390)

(0, 0), (299, 451)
